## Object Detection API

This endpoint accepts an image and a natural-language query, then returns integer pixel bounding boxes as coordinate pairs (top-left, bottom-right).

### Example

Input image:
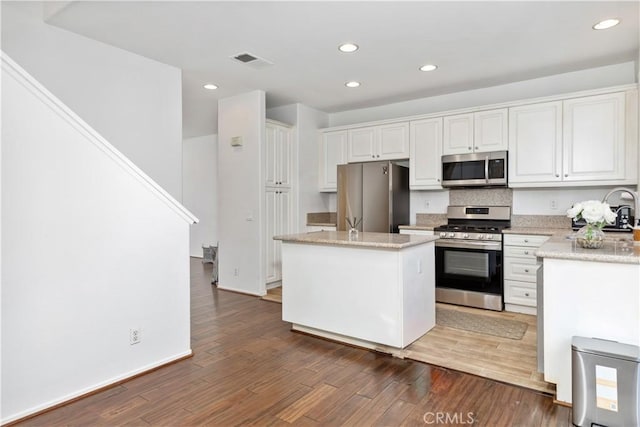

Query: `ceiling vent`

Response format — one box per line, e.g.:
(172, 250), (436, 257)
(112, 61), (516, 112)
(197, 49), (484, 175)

(231, 52), (274, 69)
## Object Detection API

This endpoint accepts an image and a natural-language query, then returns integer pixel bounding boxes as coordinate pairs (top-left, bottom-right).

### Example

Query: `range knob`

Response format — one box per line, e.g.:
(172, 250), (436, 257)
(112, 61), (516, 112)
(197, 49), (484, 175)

(486, 234), (494, 240)
(477, 234), (485, 240)
(447, 232), (455, 238)
(439, 232), (447, 238)
(462, 233), (469, 238)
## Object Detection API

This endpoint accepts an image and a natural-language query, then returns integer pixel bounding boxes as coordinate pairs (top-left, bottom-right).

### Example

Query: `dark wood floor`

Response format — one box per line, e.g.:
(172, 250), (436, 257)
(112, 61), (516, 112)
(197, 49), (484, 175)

(15, 259), (572, 426)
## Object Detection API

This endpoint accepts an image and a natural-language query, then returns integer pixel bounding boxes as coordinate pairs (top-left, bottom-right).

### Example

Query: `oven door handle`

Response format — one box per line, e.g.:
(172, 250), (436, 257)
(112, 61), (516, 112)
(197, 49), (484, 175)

(484, 155), (489, 184)
(436, 239), (502, 250)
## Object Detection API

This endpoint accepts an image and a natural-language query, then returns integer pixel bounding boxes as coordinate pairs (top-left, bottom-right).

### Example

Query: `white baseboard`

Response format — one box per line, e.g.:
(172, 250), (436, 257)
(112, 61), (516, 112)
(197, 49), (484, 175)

(1, 350), (192, 425)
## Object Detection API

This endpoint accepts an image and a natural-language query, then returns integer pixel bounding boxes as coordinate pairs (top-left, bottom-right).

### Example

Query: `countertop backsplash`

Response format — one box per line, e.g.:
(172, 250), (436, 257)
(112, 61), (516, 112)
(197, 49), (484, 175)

(449, 188), (513, 207)
(511, 215), (571, 229)
(306, 212), (336, 225)
(415, 213), (447, 227)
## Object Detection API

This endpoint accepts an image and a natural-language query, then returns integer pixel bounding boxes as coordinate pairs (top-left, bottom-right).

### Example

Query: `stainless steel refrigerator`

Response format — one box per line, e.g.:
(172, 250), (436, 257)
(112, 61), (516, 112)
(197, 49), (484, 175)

(337, 161), (409, 233)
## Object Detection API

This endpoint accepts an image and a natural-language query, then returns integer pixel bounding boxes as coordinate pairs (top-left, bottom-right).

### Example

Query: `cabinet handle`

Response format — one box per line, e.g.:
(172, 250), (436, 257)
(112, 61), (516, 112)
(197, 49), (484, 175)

(555, 174), (560, 178)
(525, 292), (530, 297)
(437, 179), (440, 182)
(468, 147), (472, 150)
(564, 174), (568, 177)
(474, 146), (478, 150)
(524, 239), (529, 243)
(524, 251), (529, 255)
(524, 269), (530, 273)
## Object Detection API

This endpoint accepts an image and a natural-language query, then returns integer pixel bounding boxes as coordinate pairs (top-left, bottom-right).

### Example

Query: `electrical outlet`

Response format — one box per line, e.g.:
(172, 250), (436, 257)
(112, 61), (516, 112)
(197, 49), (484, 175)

(550, 200), (558, 210)
(234, 268), (239, 277)
(424, 200), (430, 208)
(130, 328), (141, 345)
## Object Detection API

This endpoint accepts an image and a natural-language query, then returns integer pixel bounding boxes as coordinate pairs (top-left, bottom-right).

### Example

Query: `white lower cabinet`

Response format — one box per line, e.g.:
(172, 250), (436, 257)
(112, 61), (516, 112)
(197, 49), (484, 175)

(399, 229), (434, 236)
(503, 234), (549, 314)
(265, 188), (291, 284)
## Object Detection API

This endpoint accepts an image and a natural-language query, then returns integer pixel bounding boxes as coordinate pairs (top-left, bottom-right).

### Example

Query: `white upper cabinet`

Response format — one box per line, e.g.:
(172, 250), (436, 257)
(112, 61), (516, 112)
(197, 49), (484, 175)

(265, 121), (292, 188)
(443, 114), (473, 154)
(347, 122), (409, 162)
(474, 109), (509, 152)
(443, 109), (507, 155)
(562, 92), (625, 182)
(410, 118), (443, 190)
(508, 101), (563, 184)
(348, 127), (377, 162)
(509, 90), (636, 187)
(320, 85), (637, 192)
(319, 130), (348, 192)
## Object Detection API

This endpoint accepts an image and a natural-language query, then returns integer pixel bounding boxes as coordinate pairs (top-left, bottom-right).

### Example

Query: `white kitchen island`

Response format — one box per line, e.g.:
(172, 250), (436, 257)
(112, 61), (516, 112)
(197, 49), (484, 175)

(536, 235), (640, 405)
(274, 231), (438, 352)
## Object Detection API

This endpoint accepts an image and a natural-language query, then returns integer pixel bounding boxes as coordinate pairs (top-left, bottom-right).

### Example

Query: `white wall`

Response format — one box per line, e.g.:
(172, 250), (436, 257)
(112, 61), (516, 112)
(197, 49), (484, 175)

(512, 187), (630, 215)
(183, 134), (218, 257)
(328, 62), (636, 127)
(1, 56), (193, 424)
(268, 103), (330, 231)
(217, 91), (266, 295)
(1, 2), (183, 200)
(410, 191), (450, 222)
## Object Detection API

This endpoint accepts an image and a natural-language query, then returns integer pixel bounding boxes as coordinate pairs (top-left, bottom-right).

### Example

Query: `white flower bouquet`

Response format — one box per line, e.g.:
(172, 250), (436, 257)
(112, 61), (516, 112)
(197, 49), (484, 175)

(566, 200), (617, 227)
(567, 200), (616, 249)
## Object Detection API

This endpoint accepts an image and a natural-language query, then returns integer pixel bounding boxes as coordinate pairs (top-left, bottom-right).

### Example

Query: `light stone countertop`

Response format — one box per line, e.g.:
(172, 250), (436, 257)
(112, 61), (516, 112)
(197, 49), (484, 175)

(306, 222), (337, 227)
(274, 231), (439, 249)
(535, 234), (640, 265)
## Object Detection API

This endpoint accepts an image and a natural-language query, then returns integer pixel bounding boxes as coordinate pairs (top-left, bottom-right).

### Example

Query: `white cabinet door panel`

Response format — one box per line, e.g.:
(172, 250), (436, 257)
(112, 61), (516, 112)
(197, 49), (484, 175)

(265, 189), (278, 283)
(319, 131), (347, 192)
(379, 122), (410, 160)
(348, 127), (377, 162)
(410, 118), (443, 189)
(443, 113), (474, 155)
(278, 126), (292, 187)
(474, 109), (508, 152)
(563, 92), (625, 182)
(508, 101), (563, 184)
(265, 125), (278, 187)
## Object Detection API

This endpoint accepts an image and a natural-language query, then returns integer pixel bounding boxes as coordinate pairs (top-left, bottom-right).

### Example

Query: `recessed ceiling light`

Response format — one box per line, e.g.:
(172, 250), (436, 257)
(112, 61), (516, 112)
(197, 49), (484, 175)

(345, 81), (360, 88)
(593, 18), (620, 30)
(419, 64), (438, 72)
(203, 83), (218, 90)
(339, 43), (359, 53)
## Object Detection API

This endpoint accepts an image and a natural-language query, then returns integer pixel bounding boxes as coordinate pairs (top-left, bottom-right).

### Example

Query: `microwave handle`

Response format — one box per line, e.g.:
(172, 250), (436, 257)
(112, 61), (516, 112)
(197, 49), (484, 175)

(484, 155), (489, 184)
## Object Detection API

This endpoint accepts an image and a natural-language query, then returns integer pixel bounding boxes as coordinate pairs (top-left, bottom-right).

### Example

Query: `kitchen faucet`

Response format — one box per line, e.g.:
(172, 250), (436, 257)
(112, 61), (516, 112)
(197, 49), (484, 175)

(602, 187), (639, 227)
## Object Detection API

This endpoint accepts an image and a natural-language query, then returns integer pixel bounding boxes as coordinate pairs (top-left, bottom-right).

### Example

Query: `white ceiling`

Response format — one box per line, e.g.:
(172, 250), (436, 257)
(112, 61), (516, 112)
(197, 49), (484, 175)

(45, 1), (639, 138)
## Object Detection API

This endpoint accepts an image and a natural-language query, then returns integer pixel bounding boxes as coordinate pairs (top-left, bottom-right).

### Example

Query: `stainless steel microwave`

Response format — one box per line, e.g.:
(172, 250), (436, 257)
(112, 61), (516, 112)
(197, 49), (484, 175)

(441, 150), (508, 188)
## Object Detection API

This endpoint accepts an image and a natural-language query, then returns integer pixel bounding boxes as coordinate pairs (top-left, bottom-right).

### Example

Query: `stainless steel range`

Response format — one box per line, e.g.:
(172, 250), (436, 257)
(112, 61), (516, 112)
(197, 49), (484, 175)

(434, 206), (511, 311)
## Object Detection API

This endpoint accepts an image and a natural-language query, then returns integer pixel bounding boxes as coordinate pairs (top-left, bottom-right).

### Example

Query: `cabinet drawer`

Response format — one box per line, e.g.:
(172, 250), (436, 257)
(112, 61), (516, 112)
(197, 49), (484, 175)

(504, 258), (539, 282)
(503, 234), (549, 247)
(399, 229), (434, 236)
(504, 245), (538, 259)
(504, 280), (537, 307)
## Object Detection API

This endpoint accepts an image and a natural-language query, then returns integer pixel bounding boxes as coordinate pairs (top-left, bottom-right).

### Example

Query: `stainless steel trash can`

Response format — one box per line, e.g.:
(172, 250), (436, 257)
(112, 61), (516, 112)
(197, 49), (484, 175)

(572, 336), (640, 426)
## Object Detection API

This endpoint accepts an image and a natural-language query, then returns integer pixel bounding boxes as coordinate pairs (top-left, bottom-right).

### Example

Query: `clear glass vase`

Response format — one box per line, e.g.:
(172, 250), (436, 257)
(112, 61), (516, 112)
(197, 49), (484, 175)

(575, 223), (605, 249)
(348, 227), (359, 240)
